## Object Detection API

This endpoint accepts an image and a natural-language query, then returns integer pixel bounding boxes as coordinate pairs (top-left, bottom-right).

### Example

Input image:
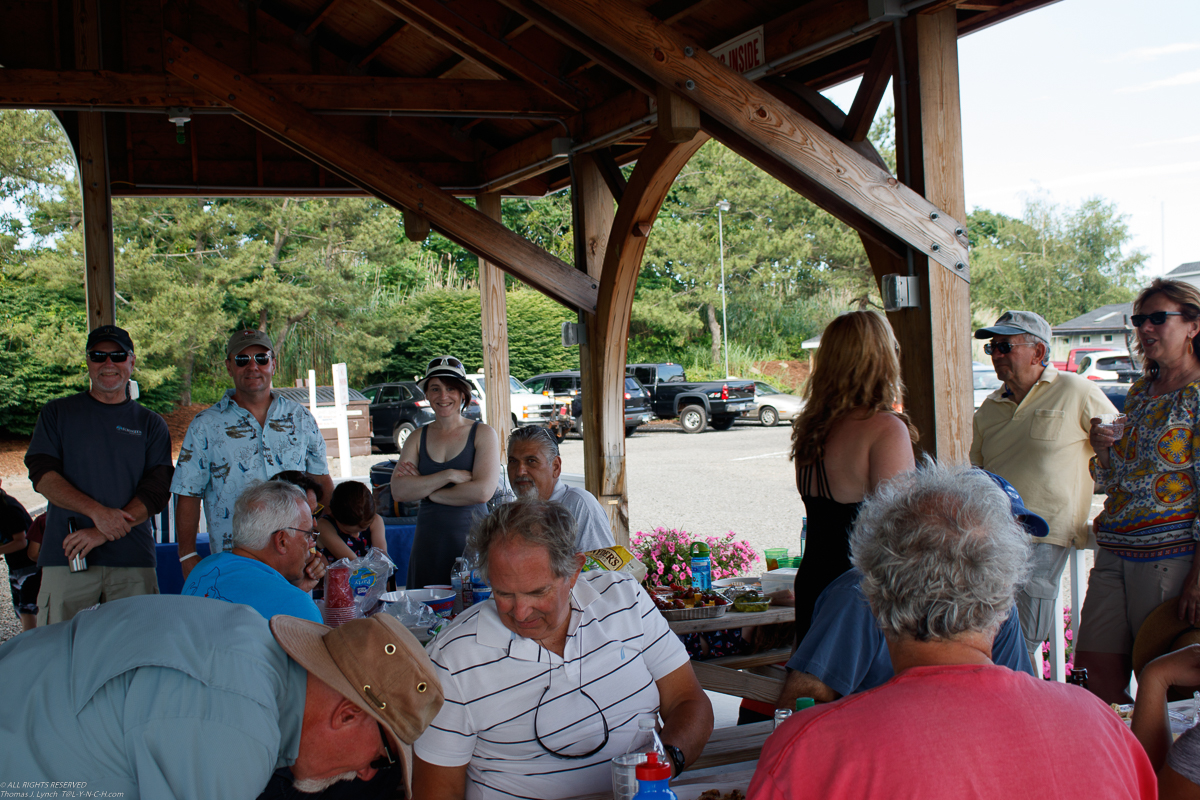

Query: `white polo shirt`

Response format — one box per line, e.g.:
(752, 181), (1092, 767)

(415, 570), (689, 800)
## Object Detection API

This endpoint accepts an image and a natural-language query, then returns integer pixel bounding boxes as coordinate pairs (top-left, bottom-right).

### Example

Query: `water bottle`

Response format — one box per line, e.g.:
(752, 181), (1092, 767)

(633, 714), (667, 762)
(795, 697), (815, 712)
(67, 517), (88, 573)
(631, 753), (676, 800)
(689, 542), (711, 591)
(773, 708), (792, 729)
(452, 557), (469, 615)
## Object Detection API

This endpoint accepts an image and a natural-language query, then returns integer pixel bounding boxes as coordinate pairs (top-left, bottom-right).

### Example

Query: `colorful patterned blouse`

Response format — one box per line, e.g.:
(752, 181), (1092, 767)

(1091, 376), (1200, 561)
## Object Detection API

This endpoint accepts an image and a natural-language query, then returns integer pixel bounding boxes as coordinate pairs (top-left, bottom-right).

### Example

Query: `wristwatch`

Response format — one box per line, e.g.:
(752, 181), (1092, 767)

(663, 743), (686, 778)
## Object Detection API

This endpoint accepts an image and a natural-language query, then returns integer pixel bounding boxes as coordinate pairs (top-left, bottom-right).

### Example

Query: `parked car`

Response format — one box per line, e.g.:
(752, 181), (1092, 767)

(743, 381), (804, 426)
(972, 362), (1003, 409)
(1076, 350), (1137, 382)
(360, 381), (435, 451)
(463, 372), (560, 435)
(526, 371), (654, 437)
(1065, 346), (1117, 374)
(626, 363), (755, 433)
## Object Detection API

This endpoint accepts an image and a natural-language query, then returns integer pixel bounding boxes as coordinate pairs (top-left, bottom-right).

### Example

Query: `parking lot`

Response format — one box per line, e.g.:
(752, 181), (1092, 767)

(558, 420), (807, 553)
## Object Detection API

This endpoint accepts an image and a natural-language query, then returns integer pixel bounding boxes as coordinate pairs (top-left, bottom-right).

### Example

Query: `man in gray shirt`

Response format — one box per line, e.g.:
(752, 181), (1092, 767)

(24, 325), (174, 624)
(506, 426), (615, 552)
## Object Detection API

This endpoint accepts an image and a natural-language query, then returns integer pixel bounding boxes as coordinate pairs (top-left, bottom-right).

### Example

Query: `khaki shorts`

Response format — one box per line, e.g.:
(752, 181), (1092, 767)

(1075, 548), (1193, 655)
(36, 566), (159, 626)
(1017, 542), (1071, 654)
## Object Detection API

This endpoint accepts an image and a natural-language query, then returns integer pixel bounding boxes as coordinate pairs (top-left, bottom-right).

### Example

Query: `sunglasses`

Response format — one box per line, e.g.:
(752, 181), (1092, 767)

(312, 503), (325, 519)
(427, 356), (463, 370)
(88, 350), (129, 363)
(231, 352), (272, 367)
(370, 723), (398, 771)
(1131, 311), (1183, 327)
(983, 342), (1037, 356)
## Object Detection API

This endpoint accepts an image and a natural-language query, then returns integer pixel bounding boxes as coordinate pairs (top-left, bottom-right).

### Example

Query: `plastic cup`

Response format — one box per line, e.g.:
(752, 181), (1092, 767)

(1097, 413), (1127, 440)
(611, 753), (646, 800)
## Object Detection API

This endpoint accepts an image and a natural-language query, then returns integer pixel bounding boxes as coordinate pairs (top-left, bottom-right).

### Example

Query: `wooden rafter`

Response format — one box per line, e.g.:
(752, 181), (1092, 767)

(162, 33), (596, 312)
(843, 32), (895, 143)
(373, 0), (588, 109)
(529, 0), (969, 273)
(303, 0), (346, 36)
(0, 70), (574, 115)
(357, 20), (410, 67)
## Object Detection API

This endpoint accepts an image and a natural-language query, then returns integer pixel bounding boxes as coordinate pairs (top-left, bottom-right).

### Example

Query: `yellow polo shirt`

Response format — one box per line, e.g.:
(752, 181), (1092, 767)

(970, 365), (1117, 548)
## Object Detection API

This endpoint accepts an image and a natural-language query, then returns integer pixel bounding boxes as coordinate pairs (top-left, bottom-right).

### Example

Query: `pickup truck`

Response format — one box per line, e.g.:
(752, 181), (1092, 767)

(626, 363), (756, 433)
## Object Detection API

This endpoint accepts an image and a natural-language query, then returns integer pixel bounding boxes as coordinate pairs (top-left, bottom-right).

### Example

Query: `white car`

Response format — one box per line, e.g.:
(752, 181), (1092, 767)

(464, 372), (557, 429)
(973, 362), (1002, 408)
(743, 381), (804, 426)
(1075, 350), (1135, 382)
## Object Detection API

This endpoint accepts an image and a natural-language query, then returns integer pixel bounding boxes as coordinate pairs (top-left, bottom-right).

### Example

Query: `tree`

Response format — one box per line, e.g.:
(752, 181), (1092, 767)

(968, 197), (1146, 324)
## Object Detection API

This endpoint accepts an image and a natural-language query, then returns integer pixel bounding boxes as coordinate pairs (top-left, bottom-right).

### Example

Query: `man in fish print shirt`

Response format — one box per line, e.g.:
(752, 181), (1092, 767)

(171, 329), (332, 580)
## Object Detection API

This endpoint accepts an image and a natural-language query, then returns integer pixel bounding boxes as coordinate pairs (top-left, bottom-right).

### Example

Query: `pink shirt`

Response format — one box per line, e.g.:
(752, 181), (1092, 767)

(749, 664), (1155, 800)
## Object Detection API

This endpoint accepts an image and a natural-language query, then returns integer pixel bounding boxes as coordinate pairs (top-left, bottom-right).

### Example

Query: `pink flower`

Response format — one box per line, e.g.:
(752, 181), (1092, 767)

(1064, 629), (1073, 641)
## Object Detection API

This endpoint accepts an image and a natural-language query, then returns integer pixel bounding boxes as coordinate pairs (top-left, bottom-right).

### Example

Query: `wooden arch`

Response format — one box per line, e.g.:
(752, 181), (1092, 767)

(577, 129), (709, 544)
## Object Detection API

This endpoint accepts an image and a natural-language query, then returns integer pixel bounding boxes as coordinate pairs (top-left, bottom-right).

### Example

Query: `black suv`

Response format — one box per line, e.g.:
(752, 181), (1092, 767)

(360, 381), (481, 451)
(524, 371), (653, 437)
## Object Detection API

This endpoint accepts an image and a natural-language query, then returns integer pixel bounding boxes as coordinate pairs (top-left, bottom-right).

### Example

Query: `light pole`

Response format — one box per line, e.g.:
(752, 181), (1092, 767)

(716, 199), (731, 379)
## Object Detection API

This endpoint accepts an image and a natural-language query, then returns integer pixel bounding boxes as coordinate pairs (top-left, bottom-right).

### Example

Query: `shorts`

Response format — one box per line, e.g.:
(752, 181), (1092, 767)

(1016, 542), (1071, 652)
(1075, 548), (1193, 655)
(8, 567), (41, 616)
(36, 565), (159, 626)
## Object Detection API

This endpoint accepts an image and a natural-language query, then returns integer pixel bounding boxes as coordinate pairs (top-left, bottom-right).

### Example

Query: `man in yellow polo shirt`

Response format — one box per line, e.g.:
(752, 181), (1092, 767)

(971, 310), (1117, 665)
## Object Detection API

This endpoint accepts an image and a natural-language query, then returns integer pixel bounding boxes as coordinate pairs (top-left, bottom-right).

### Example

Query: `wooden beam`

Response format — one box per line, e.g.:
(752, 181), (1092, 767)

(843, 32), (895, 143)
(162, 34), (596, 312)
(74, 0), (114, 329)
(884, 8), (971, 461)
(0, 70), (575, 115)
(594, 148), (627, 203)
(402, 209), (431, 241)
(373, 0), (588, 110)
(528, 0), (969, 274)
(477, 191), (514, 460)
(356, 20), (410, 68)
(656, 85), (700, 143)
(304, 0), (346, 36)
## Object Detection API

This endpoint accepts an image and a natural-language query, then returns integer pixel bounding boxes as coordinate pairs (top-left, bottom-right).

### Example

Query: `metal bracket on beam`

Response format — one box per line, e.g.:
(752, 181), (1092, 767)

(868, 0), (905, 21)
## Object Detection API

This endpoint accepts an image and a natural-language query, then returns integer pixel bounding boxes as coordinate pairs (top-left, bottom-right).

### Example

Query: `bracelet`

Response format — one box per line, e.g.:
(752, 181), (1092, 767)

(179, 552), (199, 563)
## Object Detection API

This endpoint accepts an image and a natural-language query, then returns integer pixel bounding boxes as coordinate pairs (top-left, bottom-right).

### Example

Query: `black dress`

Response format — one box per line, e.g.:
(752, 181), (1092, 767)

(793, 460), (863, 643)
(407, 421), (488, 589)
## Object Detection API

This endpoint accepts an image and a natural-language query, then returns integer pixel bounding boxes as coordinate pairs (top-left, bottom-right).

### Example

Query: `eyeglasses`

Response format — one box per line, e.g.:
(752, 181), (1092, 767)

(369, 723), (397, 771)
(279, 526), (316, 544)
(983, 342), (1037, 356)
(1131, 311), (1183, 327)
(231, 352), (272, 367)
(88, 350), (129, 363)
(533, 682), (610, 759)
(427, 356), (463, 370)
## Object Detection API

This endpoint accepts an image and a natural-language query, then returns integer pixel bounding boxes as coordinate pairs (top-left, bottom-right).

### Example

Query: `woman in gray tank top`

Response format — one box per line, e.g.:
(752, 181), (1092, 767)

(391, 356), (499, 589)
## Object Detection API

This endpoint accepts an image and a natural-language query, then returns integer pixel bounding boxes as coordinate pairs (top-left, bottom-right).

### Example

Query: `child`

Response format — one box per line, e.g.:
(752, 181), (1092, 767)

(314, 480), (387, 562)
(0, 479), (42, 632)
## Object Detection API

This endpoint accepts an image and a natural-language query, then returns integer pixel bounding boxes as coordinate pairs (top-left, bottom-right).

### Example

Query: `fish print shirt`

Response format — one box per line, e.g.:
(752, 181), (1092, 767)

(170, 390), (328, 553)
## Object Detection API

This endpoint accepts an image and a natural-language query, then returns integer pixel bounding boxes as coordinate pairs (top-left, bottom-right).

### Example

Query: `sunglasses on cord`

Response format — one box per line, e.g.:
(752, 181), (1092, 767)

(88, 350), (129, 363)
(1130, 311), (1183, 327)
(983, 342), (1037, 356)
(231, 352), (272, 367)
(427, 356), (463, 370)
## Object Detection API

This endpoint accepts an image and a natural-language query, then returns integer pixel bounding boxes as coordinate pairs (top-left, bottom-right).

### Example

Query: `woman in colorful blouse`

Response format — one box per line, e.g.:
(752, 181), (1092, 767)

(1078, 278), (1200, 703)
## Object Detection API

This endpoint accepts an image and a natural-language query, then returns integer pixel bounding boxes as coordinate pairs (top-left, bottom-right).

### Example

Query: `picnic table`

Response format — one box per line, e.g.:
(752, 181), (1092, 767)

(666, 606), (795, 705)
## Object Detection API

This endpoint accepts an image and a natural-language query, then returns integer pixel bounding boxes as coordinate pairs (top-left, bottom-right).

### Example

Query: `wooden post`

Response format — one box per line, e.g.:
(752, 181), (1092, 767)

(476, 192), (513, 462)
(75, 0), (114, 328)
(656, 85), (700, 144)
(882, 9), (971, 461)
(572, 153), (619, 538)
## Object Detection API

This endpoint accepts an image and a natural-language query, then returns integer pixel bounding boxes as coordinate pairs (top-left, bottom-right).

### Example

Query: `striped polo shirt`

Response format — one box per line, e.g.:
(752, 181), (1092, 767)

(414, 570), (690, 800)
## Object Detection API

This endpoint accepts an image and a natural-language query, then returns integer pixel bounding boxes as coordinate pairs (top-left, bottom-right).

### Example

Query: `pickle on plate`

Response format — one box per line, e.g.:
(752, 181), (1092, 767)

(732, 590), (771, 613)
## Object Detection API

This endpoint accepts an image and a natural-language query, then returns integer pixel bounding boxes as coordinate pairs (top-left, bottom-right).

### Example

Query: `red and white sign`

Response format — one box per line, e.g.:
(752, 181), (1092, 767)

(710, 26), (765, 74)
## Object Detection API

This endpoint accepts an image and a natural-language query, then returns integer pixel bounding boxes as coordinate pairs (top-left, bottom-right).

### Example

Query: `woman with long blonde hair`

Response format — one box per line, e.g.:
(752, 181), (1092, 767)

(789, 310), (917, 642)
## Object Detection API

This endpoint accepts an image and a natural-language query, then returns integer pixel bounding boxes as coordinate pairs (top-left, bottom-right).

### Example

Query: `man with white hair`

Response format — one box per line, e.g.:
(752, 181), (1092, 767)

(971, 310), (1116, 663)
(181, 480), (324, 623)
(750, 463), (1154, 799)
(506, 425), (614, 551)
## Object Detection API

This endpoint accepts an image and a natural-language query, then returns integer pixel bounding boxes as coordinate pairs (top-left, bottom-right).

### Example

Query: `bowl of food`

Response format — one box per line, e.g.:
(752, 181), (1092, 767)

(731, 591), (772, 613)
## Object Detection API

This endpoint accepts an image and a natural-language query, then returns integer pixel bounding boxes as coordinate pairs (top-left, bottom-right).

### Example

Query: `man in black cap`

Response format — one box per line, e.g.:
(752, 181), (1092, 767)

(24, 325), (174, 623)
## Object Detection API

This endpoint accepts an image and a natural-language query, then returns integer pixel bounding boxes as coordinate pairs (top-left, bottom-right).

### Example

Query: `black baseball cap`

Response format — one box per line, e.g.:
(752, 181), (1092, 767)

(86, 325), (134, 352)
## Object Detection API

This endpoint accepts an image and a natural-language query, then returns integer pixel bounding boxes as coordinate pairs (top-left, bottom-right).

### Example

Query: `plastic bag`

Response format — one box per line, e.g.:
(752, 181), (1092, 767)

(380, 593), (444, 642)
(327, 547), (396, 616)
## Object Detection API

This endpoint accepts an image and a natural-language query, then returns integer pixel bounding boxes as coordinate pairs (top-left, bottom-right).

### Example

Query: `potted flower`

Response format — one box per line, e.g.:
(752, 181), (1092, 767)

(631, 527), (760, 588)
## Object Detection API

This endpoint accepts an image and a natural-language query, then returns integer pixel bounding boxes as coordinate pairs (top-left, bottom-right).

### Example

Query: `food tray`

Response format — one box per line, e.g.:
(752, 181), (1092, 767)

(659, 604), (729, 621)
(730, 597), (773, 613)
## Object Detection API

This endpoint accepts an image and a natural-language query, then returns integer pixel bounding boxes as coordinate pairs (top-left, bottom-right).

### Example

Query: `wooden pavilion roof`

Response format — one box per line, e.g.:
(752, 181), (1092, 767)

(0, 0), (1055, 202)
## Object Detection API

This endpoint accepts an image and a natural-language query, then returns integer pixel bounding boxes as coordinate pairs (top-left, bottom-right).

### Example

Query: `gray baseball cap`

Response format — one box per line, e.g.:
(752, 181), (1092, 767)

(226, 329), (275, 357)
(974, 310), (1052, 344)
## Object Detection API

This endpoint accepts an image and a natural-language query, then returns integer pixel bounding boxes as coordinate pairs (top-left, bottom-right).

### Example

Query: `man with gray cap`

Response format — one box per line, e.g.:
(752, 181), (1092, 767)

(971, 310), (1116, 664)
(172, 329), (332, 577)
(24, 324), (174, 623)
(0, 594), (443, 798)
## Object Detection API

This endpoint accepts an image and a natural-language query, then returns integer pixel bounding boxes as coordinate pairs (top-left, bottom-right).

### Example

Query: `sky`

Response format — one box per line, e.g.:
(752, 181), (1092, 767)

(821, 0), (1200, 280)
